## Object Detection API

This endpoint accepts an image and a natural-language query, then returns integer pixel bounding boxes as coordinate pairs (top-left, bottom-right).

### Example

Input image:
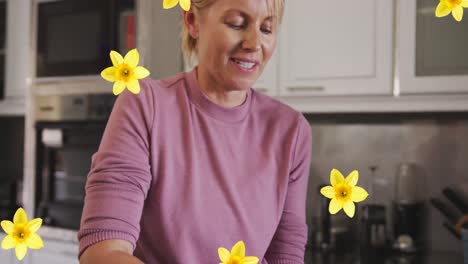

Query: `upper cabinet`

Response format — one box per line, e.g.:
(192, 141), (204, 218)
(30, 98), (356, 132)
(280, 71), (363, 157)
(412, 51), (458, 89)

(0, 0), (31, 115)
(253, 51), (278, 96)
(278, 0), (394, 96)
(398, 0), (468, 94)
(4, 0), (31, 99)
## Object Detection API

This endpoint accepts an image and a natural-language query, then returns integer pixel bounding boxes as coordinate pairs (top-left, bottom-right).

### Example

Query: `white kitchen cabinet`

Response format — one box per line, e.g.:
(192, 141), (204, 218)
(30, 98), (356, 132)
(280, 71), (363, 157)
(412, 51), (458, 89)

(398, 0), (468, 94)
(253, 51), (278, 96)
(278, 0), (394, 96)
(4, 0), (31, 99)
(0, 0), (30, 115)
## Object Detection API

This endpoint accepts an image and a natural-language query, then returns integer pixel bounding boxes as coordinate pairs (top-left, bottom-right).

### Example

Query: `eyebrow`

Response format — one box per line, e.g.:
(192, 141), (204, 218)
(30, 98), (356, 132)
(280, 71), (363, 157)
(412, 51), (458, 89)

(223, 9), (274, 21)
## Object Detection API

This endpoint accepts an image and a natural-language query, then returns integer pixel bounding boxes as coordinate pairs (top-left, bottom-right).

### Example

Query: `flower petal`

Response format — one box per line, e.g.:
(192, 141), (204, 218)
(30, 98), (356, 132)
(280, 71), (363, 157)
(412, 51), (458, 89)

(329, 198), (342, 214)
(231, 241), (245, 257)
(180, 0), (191, 11)
(101, 67), (116, 82)
(320, 186), (335, 199)
(13, 208), (28, 225)
(452, 5), (463, 22)
(15, 243), (28, 260)
(243, 256), (259, 264)
(110, 50), (124, 66)
(218, 247), (230, 262)
(27, 218), (42, 233)
(345, 170), (359, 187)
(351, 186), (369, 202)
(124, 49), (139, 68)
(163, 0), (179, 9)
(1, 220), (14, 234)
(134, 66), (150, 79)
(330, 169), (345, 187)
(435, 2), (452, 17)
(113, 81), (126, 95)
(26, 233), (43, 249)
(461, 0), (468, 8)
(127, 80), (141, 94)
(1, 235), (16, 249)
(343, 200), (355, 218)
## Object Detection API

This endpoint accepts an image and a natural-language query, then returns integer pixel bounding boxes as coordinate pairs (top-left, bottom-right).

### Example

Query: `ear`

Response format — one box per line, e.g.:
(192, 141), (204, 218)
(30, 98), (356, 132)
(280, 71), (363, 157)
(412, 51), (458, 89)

(183, 10), (199, 39)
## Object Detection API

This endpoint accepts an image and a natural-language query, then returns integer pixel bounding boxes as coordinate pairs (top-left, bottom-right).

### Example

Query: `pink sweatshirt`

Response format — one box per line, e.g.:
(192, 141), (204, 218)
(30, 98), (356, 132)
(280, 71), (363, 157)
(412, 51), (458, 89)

(78, 68), (312, 264)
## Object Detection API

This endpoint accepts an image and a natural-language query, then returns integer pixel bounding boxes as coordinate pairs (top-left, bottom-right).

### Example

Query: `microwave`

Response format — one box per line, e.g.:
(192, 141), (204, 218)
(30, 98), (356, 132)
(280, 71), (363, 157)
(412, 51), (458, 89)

(36, 0), (135, 77)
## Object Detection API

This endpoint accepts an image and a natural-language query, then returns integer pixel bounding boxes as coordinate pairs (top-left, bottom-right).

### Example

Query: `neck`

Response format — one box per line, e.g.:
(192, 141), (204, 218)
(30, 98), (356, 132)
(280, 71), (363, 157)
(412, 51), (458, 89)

(196, 68), (248, 108)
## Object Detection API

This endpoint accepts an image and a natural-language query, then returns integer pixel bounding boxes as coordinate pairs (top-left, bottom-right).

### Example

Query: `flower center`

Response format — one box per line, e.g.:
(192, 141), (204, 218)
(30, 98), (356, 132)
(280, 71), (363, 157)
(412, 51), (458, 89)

(13, 225), (30, 243)
(227, 256), (242, 264)
(336, 185), (351, 201)
(119, 64), (133, 81)
(447, 0), (462, 7)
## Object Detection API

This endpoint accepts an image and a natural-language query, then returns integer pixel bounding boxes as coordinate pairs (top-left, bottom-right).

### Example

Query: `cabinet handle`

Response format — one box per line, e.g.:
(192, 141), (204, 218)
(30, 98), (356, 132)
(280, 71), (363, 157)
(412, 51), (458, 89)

(287, 86), (325, 91)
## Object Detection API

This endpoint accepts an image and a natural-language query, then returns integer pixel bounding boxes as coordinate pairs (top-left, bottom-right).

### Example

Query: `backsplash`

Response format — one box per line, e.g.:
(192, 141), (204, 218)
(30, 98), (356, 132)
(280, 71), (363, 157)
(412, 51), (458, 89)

(304, 112), (468, 254)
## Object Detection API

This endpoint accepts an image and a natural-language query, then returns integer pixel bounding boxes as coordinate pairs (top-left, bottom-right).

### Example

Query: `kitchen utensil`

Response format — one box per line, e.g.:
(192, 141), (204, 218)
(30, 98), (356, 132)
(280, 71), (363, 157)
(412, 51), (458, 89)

(442, 187), (468, 214)
(443, 222), (461, 240)
(361, 204), (388, 248)
(318, 184), (331, 250)
(392, 163), (427, 253)
(430, 197), (461, 224)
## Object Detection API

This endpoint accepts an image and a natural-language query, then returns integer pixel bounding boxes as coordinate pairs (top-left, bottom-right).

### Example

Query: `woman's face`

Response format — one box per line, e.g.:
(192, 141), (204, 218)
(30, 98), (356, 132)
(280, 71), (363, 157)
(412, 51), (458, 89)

(191, 0), (278, 92)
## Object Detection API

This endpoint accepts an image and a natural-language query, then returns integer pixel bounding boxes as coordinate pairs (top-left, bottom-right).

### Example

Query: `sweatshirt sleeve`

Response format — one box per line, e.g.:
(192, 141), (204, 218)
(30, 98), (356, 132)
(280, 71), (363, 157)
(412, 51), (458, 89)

(77, 79), (155, 257)
(264, 114), (312, 264)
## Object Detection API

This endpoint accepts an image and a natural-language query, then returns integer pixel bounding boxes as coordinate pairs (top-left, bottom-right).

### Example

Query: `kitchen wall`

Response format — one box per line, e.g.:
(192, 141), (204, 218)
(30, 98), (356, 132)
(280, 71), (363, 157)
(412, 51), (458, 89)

(304, 112), (468, 254)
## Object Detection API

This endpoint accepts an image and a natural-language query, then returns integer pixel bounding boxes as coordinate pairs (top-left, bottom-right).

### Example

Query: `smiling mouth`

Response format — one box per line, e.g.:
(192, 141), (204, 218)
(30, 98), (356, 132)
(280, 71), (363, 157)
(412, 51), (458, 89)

(231, 58), (257, 69)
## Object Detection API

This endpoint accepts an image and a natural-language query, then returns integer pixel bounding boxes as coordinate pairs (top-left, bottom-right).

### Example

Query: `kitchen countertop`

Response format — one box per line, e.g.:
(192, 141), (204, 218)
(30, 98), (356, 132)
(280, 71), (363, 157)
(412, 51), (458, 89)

(37, 225), (78, 243)
(304, 246), (463, 264)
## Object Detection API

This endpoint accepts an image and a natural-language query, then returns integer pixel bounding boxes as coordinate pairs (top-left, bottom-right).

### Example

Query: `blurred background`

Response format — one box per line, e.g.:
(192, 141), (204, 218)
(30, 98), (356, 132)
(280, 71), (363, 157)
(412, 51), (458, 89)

(0, 0), (467, 263)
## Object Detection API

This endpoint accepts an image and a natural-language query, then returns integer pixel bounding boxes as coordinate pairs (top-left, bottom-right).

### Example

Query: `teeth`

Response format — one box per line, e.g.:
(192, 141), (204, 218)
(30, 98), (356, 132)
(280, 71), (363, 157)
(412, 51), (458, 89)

(234, 59), (255, 69)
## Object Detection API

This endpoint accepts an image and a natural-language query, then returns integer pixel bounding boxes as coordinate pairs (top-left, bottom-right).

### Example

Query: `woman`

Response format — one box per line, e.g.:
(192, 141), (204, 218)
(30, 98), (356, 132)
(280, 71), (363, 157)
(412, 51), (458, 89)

(78, 0), (312, 263)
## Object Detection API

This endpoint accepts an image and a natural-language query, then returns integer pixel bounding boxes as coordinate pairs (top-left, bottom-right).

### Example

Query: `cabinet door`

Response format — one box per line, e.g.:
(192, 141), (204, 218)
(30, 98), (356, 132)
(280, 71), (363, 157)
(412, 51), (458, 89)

(279, 0), (393, 96)
(26, 239), (78, 264)
(398, 0), (468, 94)
(4, 0), (31, 98)
(253, 50), (278, 96)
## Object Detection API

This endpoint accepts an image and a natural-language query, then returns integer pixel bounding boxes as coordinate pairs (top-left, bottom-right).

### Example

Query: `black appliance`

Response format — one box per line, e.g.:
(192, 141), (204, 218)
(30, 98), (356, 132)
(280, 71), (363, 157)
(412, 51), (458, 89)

(35, 121), (106, 230)
(35, 94), (115, 230)
(36, 0), (135, 77)
(392, 163), (427, 253)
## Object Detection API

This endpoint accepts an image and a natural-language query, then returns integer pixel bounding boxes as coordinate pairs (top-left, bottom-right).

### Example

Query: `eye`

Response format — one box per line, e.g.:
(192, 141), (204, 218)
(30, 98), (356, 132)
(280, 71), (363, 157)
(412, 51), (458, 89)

(228, 23), (245, 30)
(261, 27), (272, 34)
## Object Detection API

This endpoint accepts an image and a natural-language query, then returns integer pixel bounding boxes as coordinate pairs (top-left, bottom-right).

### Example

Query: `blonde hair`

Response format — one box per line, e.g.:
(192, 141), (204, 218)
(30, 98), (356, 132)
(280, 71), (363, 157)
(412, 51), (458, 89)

(181, 0), (285, 67)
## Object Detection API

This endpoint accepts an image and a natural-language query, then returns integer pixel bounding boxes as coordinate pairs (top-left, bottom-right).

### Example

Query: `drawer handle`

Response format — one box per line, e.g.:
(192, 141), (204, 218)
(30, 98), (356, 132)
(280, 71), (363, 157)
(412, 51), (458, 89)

(287, 86), (325, 91)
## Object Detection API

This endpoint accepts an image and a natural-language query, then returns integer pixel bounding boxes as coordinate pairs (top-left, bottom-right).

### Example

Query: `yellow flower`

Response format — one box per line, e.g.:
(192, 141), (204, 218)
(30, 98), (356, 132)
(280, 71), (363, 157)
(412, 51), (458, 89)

(101, 49), (150, 95)
(218, 241), (259, 264)
(320, 169), (369, 218)
(1, 208), (44, 260)
(163, 0), (191, 11)
(435, 0), (468, 22)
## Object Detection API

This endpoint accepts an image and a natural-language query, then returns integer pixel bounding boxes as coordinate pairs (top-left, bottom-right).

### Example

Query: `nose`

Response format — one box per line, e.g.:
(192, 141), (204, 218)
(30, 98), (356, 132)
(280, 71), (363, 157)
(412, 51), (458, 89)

(241, 26), (261, 52)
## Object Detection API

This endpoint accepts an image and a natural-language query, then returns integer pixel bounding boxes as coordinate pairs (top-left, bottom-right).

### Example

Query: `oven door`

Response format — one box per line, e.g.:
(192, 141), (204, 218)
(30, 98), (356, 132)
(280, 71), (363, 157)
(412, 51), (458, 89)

(35, 121), (105, 230)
